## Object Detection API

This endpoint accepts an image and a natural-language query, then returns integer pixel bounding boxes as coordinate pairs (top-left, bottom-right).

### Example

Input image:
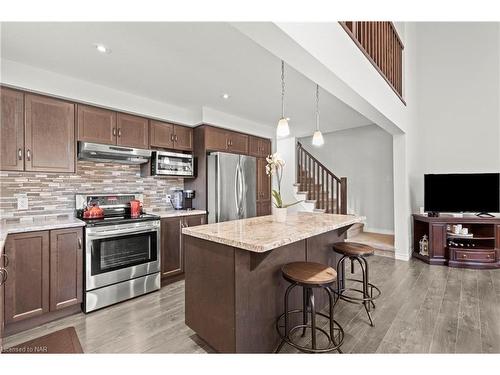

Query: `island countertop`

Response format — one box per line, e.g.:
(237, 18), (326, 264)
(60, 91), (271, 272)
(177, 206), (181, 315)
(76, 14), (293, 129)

(181, 212), (364, 253)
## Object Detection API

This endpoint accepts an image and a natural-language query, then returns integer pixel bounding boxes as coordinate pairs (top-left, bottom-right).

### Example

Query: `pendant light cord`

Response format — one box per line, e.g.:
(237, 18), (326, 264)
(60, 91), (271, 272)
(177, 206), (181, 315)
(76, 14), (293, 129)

(281, 60), (285, 118)
(316, 84), (320, 131)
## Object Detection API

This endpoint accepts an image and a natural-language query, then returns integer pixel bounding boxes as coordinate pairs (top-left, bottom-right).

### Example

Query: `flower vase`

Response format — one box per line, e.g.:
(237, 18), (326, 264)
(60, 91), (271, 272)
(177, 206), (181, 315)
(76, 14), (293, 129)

(273, 207), (287, 223)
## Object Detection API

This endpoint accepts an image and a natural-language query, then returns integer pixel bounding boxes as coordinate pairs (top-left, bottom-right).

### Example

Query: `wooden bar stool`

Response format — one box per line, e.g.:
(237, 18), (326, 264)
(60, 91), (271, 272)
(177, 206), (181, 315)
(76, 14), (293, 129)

(332, 242), (381, 326)
(275, 261), (344, 353)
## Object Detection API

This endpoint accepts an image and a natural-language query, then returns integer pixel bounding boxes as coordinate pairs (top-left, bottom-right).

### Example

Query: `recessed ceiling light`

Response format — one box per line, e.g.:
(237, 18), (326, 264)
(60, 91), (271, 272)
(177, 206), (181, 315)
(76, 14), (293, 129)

(95, 44), (111, 54)
(221, 93), (230, 99)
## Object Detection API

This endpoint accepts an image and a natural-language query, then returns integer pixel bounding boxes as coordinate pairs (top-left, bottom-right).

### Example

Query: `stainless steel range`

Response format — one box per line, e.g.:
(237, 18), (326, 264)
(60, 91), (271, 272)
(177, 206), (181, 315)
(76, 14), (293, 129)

(76, 193), (161, 313)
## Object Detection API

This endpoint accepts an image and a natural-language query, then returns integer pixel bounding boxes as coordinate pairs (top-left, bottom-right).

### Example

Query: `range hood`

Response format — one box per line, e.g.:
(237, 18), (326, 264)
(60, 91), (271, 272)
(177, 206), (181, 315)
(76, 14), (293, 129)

(78, 142), (152, 165)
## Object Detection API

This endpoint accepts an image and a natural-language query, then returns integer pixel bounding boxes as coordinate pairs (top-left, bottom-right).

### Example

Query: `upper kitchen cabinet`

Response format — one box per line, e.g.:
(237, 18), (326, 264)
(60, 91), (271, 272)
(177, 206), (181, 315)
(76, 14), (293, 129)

(77, 104), (116, 145)
(204, 126), (248, 154)
(249, 136), (271, 158)
(116, 113), (149, 149)
(150, 120), (193, 151)
(0, 87), (24, 171)
(25, 94), (75, 173)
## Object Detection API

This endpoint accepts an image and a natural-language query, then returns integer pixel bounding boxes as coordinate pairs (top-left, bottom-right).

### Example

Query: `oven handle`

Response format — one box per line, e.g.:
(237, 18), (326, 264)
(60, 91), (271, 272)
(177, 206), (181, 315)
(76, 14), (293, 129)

(86, 228), (158, 239)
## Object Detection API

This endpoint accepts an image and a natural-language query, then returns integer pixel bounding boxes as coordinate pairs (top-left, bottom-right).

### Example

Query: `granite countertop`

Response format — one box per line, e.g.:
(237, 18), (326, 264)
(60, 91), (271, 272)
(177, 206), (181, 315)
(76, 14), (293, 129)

(0, 216), (86, 250)
(144, 209), (207, 218)
(182, 212), (364, 253)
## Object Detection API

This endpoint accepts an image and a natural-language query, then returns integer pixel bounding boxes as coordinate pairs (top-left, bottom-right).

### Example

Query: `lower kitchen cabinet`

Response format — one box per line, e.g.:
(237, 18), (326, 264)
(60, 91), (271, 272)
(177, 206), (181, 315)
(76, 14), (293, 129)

(161, 214), (206, 282)
(3, 228), (83, 334)
(50, 228), (83, 311)
(0, 241), (7, 349)
(4, 231), (50, 324)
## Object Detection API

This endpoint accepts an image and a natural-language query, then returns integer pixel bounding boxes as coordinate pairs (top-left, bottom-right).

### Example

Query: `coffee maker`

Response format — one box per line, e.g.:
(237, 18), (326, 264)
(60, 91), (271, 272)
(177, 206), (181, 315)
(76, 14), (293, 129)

(170, 188), (184, 210)
(183, 190), (195, 210)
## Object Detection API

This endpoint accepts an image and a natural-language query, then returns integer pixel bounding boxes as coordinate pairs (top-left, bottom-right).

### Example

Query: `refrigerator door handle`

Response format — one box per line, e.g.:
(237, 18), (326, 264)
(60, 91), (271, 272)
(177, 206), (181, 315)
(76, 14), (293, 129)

(235, 159), (241, 217)
(239, 160), (245, 217)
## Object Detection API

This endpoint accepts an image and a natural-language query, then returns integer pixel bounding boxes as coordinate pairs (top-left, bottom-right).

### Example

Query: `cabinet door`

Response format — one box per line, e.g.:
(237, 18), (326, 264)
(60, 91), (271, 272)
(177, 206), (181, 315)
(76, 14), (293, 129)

(0, 244), (5, 349)
(261, 138), (271, 157)
(161, 217), (182, 278)
(174, 125), (193, 151)
(228, 132), (248, 154)
(430, 223), (447, 259)
(248, 136), (260, 157)
(257, 157), (271, 202)
(150, 120), (174, 149)
(77, 104), (116, 145)
(25, 94), (75, 173)
(4, 231), (50, 324)
(257, 201), (272, 216)
(205, 126), (228, 151)
(184, 214), (207, 228)
(0, 87), (24, 171)
(50, 228), (83, 311)
(116, 113), (149, 149)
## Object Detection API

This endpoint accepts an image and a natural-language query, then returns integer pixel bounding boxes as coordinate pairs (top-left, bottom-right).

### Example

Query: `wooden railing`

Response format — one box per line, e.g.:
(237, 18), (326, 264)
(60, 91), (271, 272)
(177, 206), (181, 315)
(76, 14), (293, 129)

(296, 142), (347, 214)
(340, 21), (405, 103)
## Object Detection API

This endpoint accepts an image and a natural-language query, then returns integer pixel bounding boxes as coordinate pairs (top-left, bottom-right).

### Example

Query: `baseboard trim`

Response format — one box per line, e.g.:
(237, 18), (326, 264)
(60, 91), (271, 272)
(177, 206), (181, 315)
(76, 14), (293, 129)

(395, 251), (411, 261)
(363, 227), (395, 235)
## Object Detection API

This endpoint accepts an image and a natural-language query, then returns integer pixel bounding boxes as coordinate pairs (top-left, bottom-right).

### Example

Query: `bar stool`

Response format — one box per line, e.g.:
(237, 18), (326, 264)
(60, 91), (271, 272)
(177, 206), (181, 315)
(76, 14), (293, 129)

(332, 242), (381, 327)
(275, 261), (344, 353)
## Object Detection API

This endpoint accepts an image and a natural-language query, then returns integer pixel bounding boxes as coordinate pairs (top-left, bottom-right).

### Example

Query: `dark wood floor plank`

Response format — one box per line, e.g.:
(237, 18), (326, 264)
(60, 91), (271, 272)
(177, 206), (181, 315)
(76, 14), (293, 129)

(455, 269), (482, 353)
(4, 259), (500, 354)
(429, 267), (461, 353)
(399, 266), (449, 353)
(477, 270), (500, 353)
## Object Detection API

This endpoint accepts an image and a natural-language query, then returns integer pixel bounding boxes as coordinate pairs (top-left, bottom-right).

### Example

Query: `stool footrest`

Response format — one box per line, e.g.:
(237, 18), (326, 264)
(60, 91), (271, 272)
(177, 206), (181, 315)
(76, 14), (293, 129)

(337, 278), (381, 304)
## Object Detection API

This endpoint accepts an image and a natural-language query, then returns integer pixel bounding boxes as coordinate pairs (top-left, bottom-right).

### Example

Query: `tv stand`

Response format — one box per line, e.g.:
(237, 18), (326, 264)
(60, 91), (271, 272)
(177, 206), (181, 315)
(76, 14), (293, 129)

(477, 212), (495, 218)
(413, 214), (500, 269)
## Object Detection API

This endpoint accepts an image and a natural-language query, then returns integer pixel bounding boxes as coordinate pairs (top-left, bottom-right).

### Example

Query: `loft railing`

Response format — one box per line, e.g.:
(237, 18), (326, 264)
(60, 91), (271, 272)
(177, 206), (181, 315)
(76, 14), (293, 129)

(340, 21), (405, 103)
(296, 142), (347, 214)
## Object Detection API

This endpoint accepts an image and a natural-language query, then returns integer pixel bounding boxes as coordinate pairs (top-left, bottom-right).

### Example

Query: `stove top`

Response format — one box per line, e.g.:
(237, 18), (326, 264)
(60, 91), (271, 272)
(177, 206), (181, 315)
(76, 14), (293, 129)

(81, 213), (160, 227)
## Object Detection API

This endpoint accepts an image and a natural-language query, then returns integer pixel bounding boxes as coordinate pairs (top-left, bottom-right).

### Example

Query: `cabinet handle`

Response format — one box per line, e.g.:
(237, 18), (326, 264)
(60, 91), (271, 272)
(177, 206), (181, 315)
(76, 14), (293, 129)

(462, 254), (467, 258)
(113, 128), (117, 136)
(118, 129), (122, 137)
(18, 148), (23, 160)
(26, 149), (31, 161)
(487, 254), (491, 259)
(175, 135), (178, 142)
(170, 134), (174, 142)
(0, 268), (8, 286)
(78, 237), (82, 249)
(2, 253), (9, 267)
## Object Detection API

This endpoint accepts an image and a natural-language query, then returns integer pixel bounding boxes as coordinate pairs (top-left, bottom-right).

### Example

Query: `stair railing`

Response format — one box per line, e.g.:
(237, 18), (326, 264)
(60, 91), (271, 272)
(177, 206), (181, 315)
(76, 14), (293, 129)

(296, 142), (347, 214)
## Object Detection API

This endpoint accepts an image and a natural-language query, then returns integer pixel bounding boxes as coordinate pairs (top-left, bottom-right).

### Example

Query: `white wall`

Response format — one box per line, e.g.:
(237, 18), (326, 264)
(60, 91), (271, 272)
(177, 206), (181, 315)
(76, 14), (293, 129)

(409, 23), (500, 214)
(0, 59), (274, 139)
(300, 125), (394, 233)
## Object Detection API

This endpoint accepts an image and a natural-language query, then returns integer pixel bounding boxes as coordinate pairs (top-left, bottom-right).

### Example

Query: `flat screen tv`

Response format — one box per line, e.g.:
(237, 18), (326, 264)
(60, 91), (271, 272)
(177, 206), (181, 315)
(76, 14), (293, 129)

(424, 173), (500, 215)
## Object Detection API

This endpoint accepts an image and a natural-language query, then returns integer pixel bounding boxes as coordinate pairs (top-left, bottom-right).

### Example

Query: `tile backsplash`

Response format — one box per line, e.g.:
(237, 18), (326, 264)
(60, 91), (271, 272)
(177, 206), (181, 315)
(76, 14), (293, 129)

(0, 161), (184, 219)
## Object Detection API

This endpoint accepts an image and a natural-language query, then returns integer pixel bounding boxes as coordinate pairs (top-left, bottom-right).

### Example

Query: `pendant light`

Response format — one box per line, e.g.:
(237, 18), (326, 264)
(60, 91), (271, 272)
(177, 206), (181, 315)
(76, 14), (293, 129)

(276, 60), (290, 137)
(312, 84), (324, 146)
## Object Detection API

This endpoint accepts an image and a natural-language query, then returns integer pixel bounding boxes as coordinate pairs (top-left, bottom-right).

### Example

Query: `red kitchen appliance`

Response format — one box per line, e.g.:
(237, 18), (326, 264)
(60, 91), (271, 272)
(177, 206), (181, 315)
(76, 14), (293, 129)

(130, 199), (142, 218)
(83, 203), (104, 219)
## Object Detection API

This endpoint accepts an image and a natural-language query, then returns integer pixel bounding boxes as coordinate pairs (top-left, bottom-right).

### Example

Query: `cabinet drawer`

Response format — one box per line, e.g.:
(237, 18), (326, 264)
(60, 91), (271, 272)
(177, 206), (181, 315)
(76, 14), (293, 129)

(454, 249), (496, 263)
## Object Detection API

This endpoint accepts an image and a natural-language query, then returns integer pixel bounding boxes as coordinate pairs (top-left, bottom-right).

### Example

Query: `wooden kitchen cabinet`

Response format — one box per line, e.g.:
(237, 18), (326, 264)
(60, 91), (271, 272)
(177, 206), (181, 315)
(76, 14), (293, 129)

(49, 228), (83, 311)
(205, 126), (229, 151)
(256, 157), (271, 216)
(161, 214), (206, 281)
(204, 126), (248, 154)
(249, 136), (271, 158)
(25, 94), (75, 173)
(77, 104), (116, 145)
(116, 113), (149, 149)
(0, 242), (6, 349)
(4, 231), (50, 324)
(150, 120), (193, 151)
(0, 87), (25, 171)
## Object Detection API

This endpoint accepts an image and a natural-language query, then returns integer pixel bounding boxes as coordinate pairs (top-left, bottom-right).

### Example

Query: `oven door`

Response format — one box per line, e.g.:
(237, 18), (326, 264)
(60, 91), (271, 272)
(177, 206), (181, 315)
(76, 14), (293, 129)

(85, 221), (161, 291)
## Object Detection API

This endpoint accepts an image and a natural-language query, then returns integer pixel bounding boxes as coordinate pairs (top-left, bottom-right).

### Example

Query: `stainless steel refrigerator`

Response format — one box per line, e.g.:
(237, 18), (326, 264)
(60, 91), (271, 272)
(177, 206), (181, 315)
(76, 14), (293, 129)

(207, 152), (257, 223)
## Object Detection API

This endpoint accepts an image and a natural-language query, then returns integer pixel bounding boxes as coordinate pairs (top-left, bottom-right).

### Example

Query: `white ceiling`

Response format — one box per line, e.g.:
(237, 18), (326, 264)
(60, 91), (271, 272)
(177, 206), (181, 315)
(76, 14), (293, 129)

(1, 22), (372, 137)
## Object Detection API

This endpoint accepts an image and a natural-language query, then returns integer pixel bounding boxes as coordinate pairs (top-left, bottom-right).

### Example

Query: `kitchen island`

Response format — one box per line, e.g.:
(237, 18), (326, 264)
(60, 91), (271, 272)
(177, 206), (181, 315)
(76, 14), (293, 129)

(182, 212), (364, 353)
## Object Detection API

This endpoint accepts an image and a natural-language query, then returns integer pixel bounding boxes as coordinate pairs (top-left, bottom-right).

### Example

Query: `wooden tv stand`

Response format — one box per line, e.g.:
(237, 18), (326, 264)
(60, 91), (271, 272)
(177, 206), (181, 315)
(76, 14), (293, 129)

(412, 214), (500, 269)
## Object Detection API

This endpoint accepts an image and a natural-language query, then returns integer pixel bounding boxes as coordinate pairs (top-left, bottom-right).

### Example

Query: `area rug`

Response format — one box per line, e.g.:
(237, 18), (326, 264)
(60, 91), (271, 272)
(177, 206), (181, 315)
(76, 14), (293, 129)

(3, 327), (84, 354)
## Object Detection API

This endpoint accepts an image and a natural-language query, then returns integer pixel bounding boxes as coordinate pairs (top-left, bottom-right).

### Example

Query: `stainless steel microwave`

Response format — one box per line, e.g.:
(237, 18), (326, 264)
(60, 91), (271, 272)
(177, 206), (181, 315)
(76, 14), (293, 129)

(151, 151), (194, 177)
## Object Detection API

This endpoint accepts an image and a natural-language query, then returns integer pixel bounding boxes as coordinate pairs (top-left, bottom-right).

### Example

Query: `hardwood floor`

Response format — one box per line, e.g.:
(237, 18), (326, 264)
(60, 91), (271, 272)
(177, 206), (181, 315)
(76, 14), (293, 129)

(3, 256), (500, 353)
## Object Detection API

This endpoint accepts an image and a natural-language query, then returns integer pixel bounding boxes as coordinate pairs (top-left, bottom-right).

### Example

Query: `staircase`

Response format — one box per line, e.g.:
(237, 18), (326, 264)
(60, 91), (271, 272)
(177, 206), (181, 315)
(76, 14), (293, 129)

(294, 142), (347, 214)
